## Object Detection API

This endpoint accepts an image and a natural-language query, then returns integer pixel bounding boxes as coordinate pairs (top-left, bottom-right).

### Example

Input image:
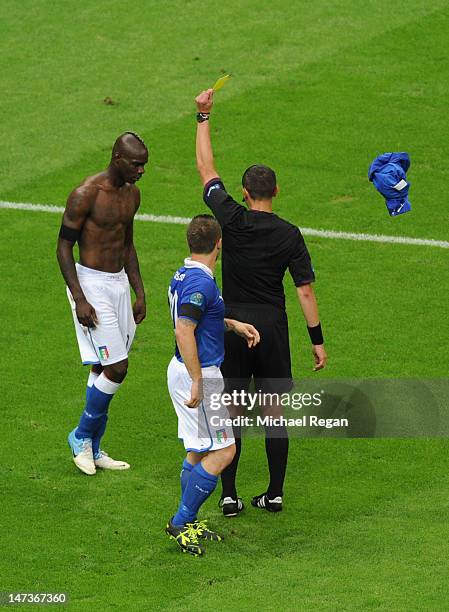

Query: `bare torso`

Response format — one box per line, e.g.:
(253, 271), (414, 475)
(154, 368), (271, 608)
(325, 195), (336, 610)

(78, 173), (138, 273)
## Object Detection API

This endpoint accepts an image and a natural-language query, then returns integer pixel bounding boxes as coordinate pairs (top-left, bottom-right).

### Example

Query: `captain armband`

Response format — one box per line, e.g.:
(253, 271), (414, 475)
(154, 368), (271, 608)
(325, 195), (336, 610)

(59, 224), (81, 243)
(178, 303), (203, 323)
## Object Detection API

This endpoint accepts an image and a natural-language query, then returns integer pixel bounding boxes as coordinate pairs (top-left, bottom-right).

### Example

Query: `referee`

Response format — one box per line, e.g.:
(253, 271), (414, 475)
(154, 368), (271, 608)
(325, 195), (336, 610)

(194, 88), (327, 515)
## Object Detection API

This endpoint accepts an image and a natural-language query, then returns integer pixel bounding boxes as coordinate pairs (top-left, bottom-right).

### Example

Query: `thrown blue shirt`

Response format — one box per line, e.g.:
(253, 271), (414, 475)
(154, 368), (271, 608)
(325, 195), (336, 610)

(368, 152), (411, 216)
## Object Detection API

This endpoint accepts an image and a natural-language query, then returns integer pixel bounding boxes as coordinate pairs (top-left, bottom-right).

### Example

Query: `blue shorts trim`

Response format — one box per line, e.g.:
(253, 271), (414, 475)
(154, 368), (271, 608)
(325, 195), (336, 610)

(82, 360), (101, 365)
(184, 446), (211, 453)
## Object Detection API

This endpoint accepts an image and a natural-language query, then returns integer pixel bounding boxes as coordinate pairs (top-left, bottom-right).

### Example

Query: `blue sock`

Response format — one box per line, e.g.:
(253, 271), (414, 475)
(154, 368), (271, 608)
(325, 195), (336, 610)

(180, 459), (194, 495)
(92, 414), (108, 456)
(75, 374), (120, 440)
(85, 372), (108, 455)
(172, 462), (218, 526)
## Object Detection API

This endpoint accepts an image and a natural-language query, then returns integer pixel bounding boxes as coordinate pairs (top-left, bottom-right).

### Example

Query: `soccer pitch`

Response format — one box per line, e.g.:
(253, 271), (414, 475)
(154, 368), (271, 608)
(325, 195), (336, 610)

(2, 1), (449, 609)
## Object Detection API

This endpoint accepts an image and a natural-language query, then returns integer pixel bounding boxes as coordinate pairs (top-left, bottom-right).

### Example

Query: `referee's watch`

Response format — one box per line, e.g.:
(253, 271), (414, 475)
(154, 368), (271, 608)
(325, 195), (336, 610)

(196, 112), (210, 123)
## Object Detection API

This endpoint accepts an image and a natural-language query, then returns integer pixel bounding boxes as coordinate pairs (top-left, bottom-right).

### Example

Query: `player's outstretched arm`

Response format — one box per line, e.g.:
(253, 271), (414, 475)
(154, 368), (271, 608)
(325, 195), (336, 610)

(124, 191), (146, 324)
(225, 319), (260, 348)
(56, 186), (97, 328)
(195, 89), (219, 186)
(296, 284), (327, 371)
(175, 318), (203, 408)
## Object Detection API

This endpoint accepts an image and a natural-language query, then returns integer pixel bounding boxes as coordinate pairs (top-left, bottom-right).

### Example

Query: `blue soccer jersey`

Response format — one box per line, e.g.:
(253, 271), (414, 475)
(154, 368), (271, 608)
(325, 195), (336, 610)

(168, 258), (225, 368)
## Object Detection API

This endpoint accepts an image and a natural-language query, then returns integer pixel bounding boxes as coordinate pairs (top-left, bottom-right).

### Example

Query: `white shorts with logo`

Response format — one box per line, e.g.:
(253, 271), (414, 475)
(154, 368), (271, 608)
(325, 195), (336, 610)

(67, 263), (136, 366)
(167, 356), (235, 453)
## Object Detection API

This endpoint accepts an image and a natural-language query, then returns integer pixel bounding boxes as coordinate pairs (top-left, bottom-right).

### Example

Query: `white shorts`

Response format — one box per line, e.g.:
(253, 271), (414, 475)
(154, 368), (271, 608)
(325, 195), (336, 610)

(67, 263), (136, 366)
(167, 356), (235, 453)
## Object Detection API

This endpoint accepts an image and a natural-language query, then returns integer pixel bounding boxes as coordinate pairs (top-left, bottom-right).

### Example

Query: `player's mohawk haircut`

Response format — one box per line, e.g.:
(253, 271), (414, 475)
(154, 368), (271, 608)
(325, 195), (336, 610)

(112, 131), (148, 156)
(123, 131), (147, 150)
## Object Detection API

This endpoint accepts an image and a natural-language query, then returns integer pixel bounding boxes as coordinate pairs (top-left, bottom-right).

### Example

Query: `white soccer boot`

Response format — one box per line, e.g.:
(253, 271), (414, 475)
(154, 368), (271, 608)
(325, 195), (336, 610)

(68, 428), (96, 475)
(94, 450), (130, 470)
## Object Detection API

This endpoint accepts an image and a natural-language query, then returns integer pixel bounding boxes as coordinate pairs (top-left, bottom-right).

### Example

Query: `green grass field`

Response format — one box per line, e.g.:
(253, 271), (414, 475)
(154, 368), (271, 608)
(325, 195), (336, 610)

(2, 1), (449, 609)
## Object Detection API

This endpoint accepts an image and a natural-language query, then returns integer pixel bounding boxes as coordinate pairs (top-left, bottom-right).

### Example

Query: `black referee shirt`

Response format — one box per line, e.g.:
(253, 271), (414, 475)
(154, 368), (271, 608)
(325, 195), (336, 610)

(203, 178), (315, 311)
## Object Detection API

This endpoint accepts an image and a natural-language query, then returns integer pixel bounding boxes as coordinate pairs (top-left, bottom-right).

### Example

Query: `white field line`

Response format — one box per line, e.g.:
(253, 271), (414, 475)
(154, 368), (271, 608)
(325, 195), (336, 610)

(1, 199), (448, 249)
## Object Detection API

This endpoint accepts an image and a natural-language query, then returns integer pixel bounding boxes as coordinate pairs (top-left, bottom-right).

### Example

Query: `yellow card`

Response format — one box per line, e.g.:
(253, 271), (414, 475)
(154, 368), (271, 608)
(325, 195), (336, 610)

(212, 74), (231, 92)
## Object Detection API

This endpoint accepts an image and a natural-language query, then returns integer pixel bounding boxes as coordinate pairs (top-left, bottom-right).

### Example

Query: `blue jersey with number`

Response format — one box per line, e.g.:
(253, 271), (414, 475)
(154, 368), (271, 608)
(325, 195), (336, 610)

(168, 258), (225, 367)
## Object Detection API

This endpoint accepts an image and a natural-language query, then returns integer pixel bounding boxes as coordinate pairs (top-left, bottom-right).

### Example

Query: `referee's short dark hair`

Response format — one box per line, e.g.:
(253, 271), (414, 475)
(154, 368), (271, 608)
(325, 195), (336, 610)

(242, 164), (277, 199)
(187, 215), (222, 254)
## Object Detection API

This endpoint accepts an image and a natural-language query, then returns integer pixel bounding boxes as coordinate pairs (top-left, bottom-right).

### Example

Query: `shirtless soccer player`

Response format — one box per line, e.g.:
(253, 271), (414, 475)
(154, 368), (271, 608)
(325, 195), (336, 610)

(57, 132), (148, 475)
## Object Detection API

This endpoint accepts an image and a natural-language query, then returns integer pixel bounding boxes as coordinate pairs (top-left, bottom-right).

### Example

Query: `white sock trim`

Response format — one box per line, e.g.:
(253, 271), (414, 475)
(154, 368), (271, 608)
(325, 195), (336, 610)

(87, 371), (100, 388)
(94, 372), (121, 395)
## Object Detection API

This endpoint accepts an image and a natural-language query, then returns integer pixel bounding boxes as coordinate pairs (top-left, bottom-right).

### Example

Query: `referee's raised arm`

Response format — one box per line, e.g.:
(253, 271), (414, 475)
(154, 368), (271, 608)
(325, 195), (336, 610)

(195, 89), (219, 186)
(194, 89), (243, 228)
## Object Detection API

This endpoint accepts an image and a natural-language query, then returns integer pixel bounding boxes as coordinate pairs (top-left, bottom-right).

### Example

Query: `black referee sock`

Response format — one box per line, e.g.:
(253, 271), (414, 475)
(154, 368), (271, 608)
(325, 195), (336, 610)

(264, 425), (289, 499)
(220, 426), (241, 499)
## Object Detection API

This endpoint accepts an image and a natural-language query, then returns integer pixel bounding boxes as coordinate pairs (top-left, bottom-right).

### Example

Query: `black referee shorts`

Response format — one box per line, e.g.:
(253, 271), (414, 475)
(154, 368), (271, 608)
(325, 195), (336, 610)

(222, 303), (293, 395)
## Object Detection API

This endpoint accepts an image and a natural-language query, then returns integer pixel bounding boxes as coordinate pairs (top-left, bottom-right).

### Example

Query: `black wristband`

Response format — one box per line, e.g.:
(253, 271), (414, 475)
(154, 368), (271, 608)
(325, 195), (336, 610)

(196, 112), (210, 123)
(307, 323), (324, 345)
